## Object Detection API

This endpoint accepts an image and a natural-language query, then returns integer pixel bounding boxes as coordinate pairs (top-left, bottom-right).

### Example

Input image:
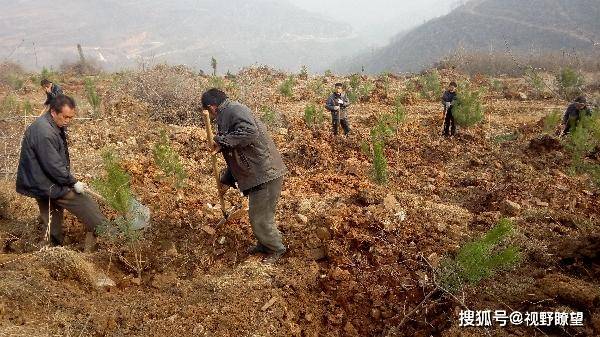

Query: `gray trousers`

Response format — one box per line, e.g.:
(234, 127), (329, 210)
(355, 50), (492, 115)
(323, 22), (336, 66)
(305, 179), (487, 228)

(247, 177), (286, 252)
(36, 191), (106, 245)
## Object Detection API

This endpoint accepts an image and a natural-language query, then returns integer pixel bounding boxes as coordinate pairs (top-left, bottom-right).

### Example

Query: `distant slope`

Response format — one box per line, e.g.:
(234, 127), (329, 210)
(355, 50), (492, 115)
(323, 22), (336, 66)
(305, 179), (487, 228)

(0, 0), (358, 72)
(335, 0), (600, 74)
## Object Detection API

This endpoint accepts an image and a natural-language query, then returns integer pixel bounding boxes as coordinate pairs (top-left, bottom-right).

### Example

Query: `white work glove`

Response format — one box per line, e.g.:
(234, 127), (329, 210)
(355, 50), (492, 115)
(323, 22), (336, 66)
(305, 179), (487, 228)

(73, 181), (86, 194)
(333, 106), (340, 111)
(337, 99), (344, 105)
(445, 102), (452, 109)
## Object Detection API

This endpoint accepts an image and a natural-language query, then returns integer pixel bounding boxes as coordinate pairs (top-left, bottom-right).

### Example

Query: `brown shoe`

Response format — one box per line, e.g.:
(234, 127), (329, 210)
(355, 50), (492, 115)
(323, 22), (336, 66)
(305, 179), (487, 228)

(84, 232), (96, 253)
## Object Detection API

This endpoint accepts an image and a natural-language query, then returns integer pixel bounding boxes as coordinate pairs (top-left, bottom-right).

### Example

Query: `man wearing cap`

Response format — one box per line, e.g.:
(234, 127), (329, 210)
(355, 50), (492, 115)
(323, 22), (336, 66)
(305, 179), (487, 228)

(561, 96), (591, 135)
(16, 94), (106, 252)
(201, 88), (288, 262)
(325, 83), (351, 136)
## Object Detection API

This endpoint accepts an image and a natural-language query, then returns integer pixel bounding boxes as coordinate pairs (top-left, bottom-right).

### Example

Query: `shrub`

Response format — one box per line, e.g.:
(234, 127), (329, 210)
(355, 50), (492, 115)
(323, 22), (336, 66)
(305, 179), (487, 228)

(418, 70), (442, 100)
(309, 78), (327, 100)
(153, 130), (186, 188)
(392, 96), (407, 127)
(0, 62), (25, 90)
(124, 64), (204, 125)
(437, 218), (521, 292)
(22, 100), (33, 116)
(525, 67), (544, 96)
(452, 82), (485, 127)
(84, 77), (102, 116)
(91, 151), (132, 214)
(299, 65), (308, 79)
(367, 117), (394, 185)
(565, 109), (600, 183)
(211, 57), (217, 76)
(543, 109), (562, 134)
(208, 76), (225, 90)
(556, 67), (584, 100)
(347, 74), (374, 103)
(371, 136), (388, 185)
(0, 94), (19, 117)
(260, 106), (277, 126)
(279, 76), (295, 98)
(303, 104), (324, 128)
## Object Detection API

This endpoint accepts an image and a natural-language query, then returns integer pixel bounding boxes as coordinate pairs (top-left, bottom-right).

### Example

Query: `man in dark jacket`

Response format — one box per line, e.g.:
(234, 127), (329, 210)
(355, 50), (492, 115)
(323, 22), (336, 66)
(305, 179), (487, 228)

(442, 81), (458, 137)
(325, 83), (351, 136)
(41, 79), (63, 108)
(561, 96), (591, 135)
(16, 95), (106, 252)
(202, 88), (287, 262)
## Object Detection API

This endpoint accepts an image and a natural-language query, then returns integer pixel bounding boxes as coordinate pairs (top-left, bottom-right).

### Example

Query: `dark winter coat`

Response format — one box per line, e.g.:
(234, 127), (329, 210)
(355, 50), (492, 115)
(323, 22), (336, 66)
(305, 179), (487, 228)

(44, 83), (63, 106)
(325, 93), (350, 113)
(562, 103), (591, 125)
(214, 99), (287, 192)
(16, 112), (76, 199)
(442, 90), (457, 112)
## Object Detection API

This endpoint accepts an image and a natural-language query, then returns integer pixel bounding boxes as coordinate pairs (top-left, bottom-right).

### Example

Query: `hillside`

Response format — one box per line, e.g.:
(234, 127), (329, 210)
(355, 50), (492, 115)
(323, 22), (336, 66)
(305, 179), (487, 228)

(1, 64), (600, 336)
(336, 0), (600, 74)
(0, 0), (358, 72)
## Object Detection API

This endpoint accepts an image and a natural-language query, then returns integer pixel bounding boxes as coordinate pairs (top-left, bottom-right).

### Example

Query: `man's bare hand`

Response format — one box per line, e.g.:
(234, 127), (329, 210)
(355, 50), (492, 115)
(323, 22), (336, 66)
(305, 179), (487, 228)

(218, 184), (230, 196)
(210, 141), (221, 155)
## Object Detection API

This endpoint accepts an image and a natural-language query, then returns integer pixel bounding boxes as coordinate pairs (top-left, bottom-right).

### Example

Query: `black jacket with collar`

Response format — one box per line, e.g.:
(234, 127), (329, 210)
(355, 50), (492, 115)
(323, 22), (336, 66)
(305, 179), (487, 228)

(16, 112), (76, 199)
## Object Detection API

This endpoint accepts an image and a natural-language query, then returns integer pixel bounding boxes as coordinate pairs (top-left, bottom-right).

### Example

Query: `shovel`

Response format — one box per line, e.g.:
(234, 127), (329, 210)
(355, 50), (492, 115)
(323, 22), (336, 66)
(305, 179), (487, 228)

(203, 111), (248, 225)
(85, 188), (151, 230)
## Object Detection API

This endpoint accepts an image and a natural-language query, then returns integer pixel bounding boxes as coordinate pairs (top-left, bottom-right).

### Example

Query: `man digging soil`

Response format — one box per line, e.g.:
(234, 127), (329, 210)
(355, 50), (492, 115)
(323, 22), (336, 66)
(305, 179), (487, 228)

(15, 95), (106, 252)
(201, 88), (288, 263)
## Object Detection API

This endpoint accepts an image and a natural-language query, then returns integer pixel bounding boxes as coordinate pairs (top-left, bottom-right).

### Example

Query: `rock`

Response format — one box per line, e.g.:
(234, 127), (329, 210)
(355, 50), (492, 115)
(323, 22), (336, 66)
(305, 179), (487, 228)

(166, 244), (178, 257)
(370, 308), (381, 320)
(218, 236), (226, 245)
(518, 92), (528, 100)
(201, 225), (216, 236)
(151, 272), (178, 289)
(296, 214), (308, 224)
(534, 200), (549, 207)
(538, 274), (600, 308)
(298, 200), (312, 214)
(315, 227), (331, 241)
(308, 247), (327, 260)
(131, 277), (142, 286)
(427, 252), (441, 268)
(383, 193), (400, 212)
(501, 199), (521, 216)
(304, 313), (313, 322)
(261, 297), (277, 311)
(343, 322), (359, 336)
(94, 274), (116, 289)
(331, 267), (351, 281)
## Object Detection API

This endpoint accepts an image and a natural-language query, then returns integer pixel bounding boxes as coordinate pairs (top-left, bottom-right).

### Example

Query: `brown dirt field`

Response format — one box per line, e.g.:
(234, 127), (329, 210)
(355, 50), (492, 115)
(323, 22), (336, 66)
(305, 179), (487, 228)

(1, 67), (599, 336)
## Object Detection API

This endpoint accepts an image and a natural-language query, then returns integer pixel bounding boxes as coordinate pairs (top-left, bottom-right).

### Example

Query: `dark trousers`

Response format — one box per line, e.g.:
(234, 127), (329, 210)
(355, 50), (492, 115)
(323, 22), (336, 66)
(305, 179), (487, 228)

(443, 109), (456, 136)
(247, 177), (286, 253)
(331, 111), (350, 135)
(562, 117), (579, 135)
(36, 191), (106, 245)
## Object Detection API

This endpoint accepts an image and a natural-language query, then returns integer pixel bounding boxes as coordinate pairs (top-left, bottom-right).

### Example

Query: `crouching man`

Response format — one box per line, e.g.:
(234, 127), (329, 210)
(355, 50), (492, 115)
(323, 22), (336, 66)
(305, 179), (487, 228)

(201, 88), (287, 262)
(16, 95), (106, 252)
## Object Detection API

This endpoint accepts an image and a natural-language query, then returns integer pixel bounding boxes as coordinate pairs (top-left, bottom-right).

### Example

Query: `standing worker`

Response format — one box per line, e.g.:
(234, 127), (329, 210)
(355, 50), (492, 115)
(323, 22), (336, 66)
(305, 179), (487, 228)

(442, 81), (458, 137)
(325, 83), (351, 136)
(16, 95), (106, 252)
(201, 88), (288, 262)
(40, 79), (63, 114)
(561, 96), (591, 136)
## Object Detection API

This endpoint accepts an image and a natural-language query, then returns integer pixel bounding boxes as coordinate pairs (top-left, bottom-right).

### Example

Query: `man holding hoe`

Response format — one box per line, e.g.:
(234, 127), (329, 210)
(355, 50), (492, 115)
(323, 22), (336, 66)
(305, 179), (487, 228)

(201, 88), (287, 262)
